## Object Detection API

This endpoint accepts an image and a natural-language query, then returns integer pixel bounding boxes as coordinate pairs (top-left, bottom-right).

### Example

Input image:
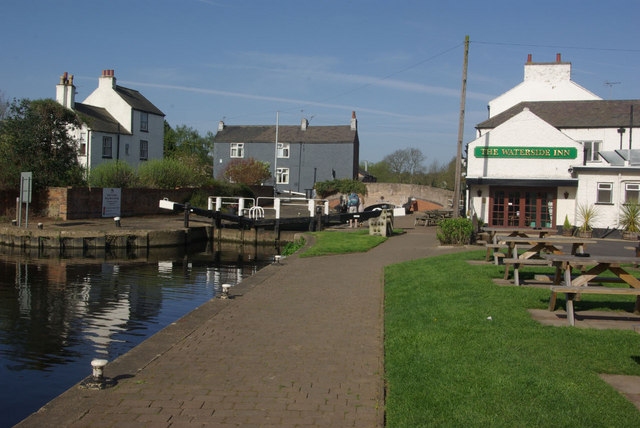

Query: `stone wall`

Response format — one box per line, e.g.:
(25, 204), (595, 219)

(364, 183), (453, 209)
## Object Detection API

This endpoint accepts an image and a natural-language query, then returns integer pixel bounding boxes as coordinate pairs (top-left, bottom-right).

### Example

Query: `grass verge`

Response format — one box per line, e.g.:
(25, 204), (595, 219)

(385, 250), (640, 427)
(299, 229), (388, 257)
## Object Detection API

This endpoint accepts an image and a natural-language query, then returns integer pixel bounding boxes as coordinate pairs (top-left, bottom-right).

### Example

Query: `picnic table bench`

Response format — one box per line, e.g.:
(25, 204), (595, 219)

(544, 254), (640, 326)
(482, 228), (555, 263)
(501, 237), (595, 285)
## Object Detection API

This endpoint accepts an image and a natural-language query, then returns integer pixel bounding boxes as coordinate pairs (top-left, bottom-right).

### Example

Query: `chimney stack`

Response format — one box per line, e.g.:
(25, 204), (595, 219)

(99, 69), (116, 89)
(217, 120), (225, 131)
(301, 118), (308, 131)
(350, 111), (357, 131)
(55, 71), (75, 109)
(527, 53), (532, 63)
(556, 53), (561, 63)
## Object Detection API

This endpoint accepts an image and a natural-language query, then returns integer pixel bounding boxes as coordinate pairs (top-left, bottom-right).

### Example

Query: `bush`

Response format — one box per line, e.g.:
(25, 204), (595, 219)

(137, 158), (199, 189)
(314, 179), (366, 198)
(88, 160), (137, 188)
(436, 218), (473, 245)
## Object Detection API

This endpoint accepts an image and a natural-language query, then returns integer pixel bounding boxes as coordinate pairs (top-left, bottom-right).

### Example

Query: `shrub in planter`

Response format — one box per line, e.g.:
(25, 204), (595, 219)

(436, 218), (473, 245)
(576, 204), (598, 237)
(620, 203), (640, 239)
(562, 215), (573, 236)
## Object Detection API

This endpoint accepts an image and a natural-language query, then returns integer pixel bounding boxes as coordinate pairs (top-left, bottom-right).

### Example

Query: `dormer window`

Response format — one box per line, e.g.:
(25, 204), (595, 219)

(140, 112), (148, 132)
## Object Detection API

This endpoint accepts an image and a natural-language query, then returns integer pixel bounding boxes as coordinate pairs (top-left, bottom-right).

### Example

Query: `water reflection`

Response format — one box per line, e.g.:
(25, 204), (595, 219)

(0, 242), (276, 427)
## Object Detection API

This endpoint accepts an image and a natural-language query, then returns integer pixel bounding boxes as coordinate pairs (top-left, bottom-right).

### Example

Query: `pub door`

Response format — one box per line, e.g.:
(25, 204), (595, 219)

(489, 187), (556, 228)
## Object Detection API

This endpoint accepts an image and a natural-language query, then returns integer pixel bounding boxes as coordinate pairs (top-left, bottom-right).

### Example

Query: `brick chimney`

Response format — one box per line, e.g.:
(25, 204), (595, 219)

(55, 72), (75, 109)
(99, 69), (116, 89)
(350, 111), (357, 131)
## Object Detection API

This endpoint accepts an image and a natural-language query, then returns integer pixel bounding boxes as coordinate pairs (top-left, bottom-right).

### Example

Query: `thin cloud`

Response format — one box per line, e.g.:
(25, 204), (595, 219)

(120, 79), (433, 121)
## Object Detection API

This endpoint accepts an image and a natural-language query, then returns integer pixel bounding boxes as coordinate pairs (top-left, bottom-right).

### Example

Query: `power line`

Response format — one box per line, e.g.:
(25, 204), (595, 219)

(472, 40), (640, 53)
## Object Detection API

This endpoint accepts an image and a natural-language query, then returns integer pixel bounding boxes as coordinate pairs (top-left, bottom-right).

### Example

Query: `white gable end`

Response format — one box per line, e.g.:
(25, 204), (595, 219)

(467, 109), (582, 179)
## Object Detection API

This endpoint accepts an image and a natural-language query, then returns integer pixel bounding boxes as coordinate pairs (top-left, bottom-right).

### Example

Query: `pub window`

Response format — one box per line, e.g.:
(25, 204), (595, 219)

(625, 183), (640, 204)
(597, 182), (612, 204)
(230, 143), (244, 158)
(582, 141), (601, 162)
(276, 167), (289, 184)
(140, 112), (148, 132)
(277, 142), (290, 158)
(79, 142), (87, 156)
(102, 136), (112, 158)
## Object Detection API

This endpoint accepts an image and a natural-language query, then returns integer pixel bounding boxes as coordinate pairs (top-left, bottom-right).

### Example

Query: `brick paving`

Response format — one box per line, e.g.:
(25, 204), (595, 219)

(17, 215), (467, 427)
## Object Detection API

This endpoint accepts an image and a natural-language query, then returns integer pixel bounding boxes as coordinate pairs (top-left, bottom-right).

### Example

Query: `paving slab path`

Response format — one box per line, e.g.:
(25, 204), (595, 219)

(17, 216), (468, 427)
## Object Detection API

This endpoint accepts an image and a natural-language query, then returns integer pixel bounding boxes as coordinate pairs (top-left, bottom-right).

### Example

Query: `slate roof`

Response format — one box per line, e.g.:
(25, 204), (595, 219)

(114, 85), (164, 116)
(478, 100), (640, 130)
(214, 125), (357, 144)
(74, 103), (131, 135)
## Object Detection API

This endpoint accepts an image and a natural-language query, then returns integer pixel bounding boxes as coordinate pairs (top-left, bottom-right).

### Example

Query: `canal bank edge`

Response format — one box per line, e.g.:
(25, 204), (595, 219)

(0, 225), (302, 250)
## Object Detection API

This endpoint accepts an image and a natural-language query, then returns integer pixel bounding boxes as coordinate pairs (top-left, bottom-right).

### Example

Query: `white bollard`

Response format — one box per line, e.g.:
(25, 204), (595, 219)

(221, 283), (231, 299)
(91, 359), (108, 380)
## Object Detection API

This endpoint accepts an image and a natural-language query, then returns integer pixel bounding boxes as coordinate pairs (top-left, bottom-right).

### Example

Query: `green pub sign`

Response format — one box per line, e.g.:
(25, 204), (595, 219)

(474, 146), (577, 159)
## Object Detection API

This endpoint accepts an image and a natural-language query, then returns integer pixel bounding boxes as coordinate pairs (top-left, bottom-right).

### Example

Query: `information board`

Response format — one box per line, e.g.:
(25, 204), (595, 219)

(102, 188), (121, 217)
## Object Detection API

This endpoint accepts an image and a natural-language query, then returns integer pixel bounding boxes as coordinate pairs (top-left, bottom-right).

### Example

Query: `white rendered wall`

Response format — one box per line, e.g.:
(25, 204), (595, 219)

(574, 169), (640, 230)
(489, 62), (601, 118)
(467, 109), (583, 180)
(83, 76), (133, 132)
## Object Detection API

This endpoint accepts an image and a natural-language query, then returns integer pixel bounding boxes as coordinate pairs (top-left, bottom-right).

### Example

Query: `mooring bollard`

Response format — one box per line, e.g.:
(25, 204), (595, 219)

(273, 255), (283, 265)
(220, 283), (231, 299)
(37, 223), (43, 229)
(91, 359), (108, 380)
(114, 217), (121, 227)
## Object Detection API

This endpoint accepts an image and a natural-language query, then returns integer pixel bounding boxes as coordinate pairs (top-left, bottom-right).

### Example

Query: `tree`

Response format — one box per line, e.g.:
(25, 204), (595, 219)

(164, 122), (215, 179)
(0, 98), (85, 189)
(223, 158), (271, 185)
(380, 147), (426, 183)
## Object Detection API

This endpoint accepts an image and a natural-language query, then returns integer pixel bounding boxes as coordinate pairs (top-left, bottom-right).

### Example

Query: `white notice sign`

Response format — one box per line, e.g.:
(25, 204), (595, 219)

(102, 188), (121, 217)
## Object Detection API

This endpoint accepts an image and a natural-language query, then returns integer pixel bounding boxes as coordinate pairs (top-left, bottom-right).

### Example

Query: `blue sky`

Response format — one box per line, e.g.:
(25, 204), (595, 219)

(2, 0), (639, 165)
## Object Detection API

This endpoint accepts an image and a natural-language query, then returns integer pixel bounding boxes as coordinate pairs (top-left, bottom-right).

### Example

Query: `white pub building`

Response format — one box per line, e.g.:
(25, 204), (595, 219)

(466, 54), (640, 237)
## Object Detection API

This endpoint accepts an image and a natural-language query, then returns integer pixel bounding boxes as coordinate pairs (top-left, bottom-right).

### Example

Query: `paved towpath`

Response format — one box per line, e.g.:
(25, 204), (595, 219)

(17, 216), (468, 427)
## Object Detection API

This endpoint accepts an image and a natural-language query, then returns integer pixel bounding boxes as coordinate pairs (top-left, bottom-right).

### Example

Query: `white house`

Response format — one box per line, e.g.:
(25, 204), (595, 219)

(466, 54), (640, 236)
(55, 70), (164, 171)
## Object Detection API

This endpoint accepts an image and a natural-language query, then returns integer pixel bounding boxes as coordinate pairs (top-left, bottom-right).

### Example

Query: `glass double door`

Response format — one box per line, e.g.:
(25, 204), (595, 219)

(490, 187), (556, 228)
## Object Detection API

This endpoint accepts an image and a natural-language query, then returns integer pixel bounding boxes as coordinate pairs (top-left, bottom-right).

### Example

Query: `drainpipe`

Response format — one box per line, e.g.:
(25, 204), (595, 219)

(116, 123), (120, 160)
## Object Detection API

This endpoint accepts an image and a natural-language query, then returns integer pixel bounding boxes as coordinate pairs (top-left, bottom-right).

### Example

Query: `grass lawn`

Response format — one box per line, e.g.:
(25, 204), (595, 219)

(299, 229), (388, 257)
(385, 250), (640, 427)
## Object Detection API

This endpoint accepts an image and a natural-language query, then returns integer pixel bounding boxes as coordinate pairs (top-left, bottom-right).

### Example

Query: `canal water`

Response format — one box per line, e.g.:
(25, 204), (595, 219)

(0, 242), (276, 427)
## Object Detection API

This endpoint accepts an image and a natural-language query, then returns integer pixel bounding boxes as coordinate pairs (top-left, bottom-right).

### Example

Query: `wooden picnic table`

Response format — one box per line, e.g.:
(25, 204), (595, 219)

(501, 237), (596, 286)
(544, 254), (640, 325)
(501, 237), (596, 260)
(483, 227), (554, 244)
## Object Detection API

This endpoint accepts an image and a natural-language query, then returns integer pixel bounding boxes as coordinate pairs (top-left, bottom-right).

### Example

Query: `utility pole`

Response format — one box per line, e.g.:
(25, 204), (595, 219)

(274, 111), (279, 197)
(453, 35), (469, 218)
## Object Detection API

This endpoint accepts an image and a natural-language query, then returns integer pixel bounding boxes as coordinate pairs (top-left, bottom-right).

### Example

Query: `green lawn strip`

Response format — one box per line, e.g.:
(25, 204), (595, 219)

(299, 229), (388, 257)
(385, 250), (640, 427)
